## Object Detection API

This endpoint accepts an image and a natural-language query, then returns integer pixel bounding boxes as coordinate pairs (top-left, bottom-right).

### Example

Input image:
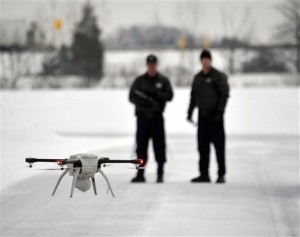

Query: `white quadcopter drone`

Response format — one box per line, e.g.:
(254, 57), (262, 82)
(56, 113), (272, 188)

(25, 154), (143, 198)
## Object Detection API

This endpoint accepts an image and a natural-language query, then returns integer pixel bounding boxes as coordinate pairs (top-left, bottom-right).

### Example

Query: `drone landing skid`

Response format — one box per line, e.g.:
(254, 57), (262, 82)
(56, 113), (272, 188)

(91, 177), (97, 195)
(51, 168), (115, 198)
(99, 169), (115, 198)
(70, 168), (80, 198)
(52, 169), (69, 196)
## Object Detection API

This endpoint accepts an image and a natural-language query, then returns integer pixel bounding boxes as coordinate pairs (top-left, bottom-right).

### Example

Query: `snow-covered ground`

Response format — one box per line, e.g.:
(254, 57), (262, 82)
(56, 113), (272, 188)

(0, 87), (298, 190)
(0, 88), (299, 236)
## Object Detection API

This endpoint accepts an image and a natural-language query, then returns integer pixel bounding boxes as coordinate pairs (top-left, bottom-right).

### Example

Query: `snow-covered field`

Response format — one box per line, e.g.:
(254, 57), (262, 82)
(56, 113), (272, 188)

(0, 88), (299, 236)
(1, 50), (299, 89)
(0, 87), (298, 190)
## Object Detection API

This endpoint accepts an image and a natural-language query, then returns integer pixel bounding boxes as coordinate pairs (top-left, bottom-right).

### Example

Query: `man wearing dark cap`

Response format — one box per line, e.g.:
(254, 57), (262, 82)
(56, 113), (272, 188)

(187, 49), (230, 183)
(129, 54), (173, 183)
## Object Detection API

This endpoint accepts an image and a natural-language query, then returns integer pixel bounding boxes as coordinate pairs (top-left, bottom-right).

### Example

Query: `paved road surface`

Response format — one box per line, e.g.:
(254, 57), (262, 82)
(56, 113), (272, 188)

(1, 136), (299, 236)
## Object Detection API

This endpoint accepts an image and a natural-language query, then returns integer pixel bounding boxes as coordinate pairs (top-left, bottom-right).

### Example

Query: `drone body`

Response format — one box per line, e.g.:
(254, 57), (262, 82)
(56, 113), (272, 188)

(25, 154), (143, 198)
(67, 154), (99, 193)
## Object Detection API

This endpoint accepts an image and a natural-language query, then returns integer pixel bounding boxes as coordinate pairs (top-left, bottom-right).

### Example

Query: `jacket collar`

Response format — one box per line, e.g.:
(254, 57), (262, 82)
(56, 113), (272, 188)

(200, 67), (214, 76)
(145, 72), (159, 79)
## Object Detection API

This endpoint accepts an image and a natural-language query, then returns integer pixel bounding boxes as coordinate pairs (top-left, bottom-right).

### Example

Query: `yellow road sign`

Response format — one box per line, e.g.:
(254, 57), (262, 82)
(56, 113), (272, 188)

(178, 36), (186, 50)
(54, 19), (63, 31)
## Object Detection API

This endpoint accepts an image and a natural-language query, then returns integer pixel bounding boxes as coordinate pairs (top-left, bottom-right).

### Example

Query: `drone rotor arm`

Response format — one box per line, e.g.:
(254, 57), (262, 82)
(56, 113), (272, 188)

(98, 159), (143, 168)
(25, 158), (82, 168)
(25, 158), (68, 167)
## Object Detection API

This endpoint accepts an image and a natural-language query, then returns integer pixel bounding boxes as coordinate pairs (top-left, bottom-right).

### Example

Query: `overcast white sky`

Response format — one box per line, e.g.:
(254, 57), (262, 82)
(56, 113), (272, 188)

(0, 0), (285, 44)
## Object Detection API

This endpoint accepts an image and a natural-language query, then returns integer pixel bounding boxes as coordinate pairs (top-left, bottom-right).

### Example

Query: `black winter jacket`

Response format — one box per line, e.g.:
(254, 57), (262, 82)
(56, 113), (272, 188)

(129, 72), (173, 117)
(188, 67), (229, 117)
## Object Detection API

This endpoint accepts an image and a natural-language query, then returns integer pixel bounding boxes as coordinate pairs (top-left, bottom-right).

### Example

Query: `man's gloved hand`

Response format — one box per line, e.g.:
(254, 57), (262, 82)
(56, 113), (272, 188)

(187, 114), (193, 123)
(140, 97), (153, 108)
(150, 98), (160, 110)
(143, 86), (163, 101)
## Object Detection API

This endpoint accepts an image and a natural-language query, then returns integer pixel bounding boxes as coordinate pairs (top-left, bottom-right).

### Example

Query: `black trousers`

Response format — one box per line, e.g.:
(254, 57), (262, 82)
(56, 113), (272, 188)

(197, 115), (226, 176)
(136, 114), (166, 176)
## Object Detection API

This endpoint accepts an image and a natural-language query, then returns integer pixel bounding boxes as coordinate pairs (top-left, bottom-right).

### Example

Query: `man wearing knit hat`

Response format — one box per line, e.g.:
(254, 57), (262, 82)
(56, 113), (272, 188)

(187, 49), (230, 183)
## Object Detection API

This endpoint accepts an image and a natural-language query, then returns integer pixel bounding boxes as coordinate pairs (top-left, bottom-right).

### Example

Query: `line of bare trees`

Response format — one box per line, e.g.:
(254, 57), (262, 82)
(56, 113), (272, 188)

(221, 6), (255, 74)
(275, 0), (300, 73)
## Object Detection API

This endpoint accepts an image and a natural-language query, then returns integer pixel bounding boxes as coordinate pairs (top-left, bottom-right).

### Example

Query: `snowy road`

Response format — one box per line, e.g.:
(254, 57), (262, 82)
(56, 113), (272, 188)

(0, 88), (299, 236)
(1, 135), (299, 237)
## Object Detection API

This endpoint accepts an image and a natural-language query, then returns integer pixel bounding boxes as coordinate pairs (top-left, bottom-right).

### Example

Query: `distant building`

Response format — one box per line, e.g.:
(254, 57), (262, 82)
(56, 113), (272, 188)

(0, 19), (49, 50)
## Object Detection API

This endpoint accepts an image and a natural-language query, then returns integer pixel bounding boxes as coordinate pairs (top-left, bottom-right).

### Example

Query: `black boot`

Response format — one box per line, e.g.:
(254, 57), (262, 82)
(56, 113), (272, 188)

(131, 169), (146, 183)
(216, 175), (226, 183)
(157, 174), (164, 183)
(131, 175), (146, 183)
(157, 165), (164, 183)
(191, 174), (211, 183)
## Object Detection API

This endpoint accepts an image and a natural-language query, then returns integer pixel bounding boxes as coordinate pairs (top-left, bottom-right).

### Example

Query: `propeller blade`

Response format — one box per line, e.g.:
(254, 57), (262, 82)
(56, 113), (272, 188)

(127, 167), (145, 170)
(33, 168), (65, 171)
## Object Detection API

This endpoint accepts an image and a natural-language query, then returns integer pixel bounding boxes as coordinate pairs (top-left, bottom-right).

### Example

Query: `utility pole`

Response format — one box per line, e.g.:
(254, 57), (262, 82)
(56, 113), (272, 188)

(51, 0), (56, 48)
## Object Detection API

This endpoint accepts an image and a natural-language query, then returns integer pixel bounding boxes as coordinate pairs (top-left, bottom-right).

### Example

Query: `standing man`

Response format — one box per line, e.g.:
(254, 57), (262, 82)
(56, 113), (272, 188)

(187, 49), (230, 183)
(129, 55), (173, 183)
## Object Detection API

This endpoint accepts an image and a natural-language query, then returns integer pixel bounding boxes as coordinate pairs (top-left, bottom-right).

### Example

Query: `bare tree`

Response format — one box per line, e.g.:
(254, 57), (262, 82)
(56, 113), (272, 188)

(96, 0), (110, 31)
(0, 50), (24, 89)
(175, 0), (202, 75)
(275, 0), (300, 73)
(175, 0), (201, 41)
(221, 6), (255, 74)
(0, 24), (28, 89)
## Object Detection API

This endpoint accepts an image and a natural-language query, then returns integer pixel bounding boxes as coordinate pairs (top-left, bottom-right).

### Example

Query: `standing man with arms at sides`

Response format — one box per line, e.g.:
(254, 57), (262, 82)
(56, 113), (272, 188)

(187, 49), (230, 183)
(129, 55), (173, 183)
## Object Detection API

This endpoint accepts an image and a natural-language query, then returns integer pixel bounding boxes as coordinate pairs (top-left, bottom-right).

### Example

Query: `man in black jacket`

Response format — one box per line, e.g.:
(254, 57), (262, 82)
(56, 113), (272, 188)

(129, 55), (173, 183)
(187, 49), (229, 183)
